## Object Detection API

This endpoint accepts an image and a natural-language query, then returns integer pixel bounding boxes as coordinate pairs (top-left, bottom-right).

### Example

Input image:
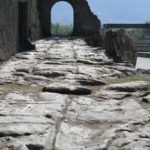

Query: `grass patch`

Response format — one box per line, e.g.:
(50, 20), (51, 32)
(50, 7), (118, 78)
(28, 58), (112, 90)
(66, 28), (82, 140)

(106, 76), (150, 84)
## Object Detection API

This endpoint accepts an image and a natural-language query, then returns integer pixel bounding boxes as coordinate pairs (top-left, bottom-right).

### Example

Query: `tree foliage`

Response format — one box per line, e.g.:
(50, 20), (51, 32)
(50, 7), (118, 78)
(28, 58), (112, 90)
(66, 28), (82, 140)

(133, 22), (150, 42)
(51, 23), (73, 36)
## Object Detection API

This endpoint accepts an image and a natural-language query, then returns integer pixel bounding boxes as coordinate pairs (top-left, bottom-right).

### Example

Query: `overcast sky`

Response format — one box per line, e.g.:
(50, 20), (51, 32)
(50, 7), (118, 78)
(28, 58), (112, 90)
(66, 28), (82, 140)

(51, 0), (150, 24)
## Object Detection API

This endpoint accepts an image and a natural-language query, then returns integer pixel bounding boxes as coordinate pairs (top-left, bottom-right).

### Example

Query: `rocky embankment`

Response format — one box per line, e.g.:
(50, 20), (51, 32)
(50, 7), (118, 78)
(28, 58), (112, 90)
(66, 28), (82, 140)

(0, 38), (149, 150)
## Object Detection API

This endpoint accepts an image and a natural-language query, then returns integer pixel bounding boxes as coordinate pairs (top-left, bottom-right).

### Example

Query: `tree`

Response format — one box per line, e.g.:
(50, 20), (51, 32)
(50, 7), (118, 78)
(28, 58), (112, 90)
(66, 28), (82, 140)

(51, 23), (73, 36)
(133, 22), (150, 42)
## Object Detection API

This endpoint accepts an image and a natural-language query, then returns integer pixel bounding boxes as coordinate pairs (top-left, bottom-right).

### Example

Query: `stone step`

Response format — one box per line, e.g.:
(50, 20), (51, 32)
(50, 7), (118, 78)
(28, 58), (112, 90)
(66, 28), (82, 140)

(137, 52), (150, 58)
(135, 48), (150, 52)
(134, 44), (150, 52)
(134, 43), (150, 47)
(134, 41), (150, 52)
(135, 39), (150, 44)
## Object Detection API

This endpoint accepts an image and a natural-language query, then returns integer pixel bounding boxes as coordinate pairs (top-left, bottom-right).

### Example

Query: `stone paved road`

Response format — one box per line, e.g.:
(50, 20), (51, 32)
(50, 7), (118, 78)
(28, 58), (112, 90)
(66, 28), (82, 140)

(0, 38), (150, 150)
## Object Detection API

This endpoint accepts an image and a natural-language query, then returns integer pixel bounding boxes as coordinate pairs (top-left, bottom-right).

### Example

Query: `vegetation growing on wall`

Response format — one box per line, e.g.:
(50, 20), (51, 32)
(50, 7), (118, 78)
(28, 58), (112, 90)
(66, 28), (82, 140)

(51, 23), (73, 36)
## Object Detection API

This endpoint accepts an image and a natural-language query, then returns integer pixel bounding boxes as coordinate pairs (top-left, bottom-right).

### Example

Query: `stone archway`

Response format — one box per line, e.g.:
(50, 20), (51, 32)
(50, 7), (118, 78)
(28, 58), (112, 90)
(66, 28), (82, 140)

(51, 1), (74, 36)
(38, 0), (101, 37)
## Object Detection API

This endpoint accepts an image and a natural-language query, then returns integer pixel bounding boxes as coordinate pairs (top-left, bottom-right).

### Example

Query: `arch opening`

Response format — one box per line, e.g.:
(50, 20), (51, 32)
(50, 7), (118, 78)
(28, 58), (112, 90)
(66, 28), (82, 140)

(50, 1), (74, 37)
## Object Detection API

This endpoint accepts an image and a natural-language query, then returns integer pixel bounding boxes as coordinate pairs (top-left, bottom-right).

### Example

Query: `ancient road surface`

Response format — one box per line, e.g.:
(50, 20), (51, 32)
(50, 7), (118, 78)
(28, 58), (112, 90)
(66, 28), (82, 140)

(0, 38), (150, 150)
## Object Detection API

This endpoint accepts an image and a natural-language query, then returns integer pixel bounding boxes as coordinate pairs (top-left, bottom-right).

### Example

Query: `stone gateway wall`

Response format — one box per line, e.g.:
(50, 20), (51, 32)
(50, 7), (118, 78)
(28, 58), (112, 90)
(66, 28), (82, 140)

(0, 0), (101, 61)
(0, 0), (39, 61)
(38, 0), (101, 37)
(0, 0), (18, 61)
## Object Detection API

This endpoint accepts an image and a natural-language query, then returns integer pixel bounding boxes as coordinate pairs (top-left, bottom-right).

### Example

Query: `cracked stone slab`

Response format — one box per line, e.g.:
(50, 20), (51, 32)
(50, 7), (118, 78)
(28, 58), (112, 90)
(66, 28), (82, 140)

(77, 78), (106, 86)
(55, 96), (150, 150)
(0, 123), (55, 150)
(95, 90), (131, 100)
(77, 65), (123, 79)
(143, 94), (150, 103)
(2, 92), (70, 120)
(33, 64), (77, 74)
(42, 82), (91, 95)
(0, 91), (71, 149)
(105, 81), (150, 92)
(66, 97), (149, 124)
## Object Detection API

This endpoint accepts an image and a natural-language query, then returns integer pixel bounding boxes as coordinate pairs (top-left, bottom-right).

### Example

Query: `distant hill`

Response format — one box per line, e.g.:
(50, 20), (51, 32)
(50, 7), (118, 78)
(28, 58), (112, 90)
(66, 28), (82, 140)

(51, 0), (150, 25)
